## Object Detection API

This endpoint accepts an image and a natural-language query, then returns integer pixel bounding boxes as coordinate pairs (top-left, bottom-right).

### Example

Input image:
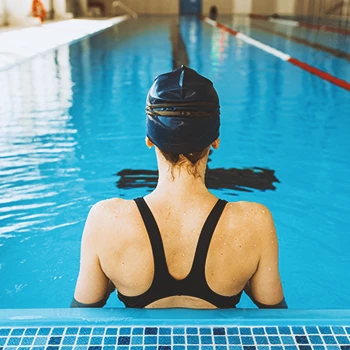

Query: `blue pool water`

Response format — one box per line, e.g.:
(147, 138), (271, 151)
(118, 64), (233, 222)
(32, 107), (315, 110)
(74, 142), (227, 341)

(0, 16), (349, 309)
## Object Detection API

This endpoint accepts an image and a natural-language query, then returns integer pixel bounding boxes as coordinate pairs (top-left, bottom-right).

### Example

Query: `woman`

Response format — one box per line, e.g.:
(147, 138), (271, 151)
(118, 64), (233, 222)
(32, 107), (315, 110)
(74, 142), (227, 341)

(71, 66), (287, 309)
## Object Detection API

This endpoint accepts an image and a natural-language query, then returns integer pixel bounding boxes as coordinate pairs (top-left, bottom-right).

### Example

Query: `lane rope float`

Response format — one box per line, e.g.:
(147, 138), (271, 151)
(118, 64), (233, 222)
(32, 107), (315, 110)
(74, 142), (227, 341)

(201, 16), (350, 92)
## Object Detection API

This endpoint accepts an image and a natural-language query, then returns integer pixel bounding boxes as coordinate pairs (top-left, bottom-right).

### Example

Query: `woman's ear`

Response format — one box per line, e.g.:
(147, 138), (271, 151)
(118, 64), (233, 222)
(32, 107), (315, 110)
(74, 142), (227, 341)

(211, 139), (220, 149)
(145, 137), (154, 149)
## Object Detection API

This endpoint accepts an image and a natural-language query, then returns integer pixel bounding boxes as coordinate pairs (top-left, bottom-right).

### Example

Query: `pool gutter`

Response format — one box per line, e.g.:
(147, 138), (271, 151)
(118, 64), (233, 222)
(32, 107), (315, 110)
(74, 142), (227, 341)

(1, 309), (350, 327)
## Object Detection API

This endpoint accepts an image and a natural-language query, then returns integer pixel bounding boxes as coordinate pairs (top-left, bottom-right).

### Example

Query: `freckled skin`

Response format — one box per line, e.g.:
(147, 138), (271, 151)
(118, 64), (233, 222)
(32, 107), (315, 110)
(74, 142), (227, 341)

(73, 139), (285, 308)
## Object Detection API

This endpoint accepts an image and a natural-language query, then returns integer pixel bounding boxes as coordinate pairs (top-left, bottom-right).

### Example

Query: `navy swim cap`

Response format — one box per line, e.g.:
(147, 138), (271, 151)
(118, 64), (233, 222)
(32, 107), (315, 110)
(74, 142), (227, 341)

(146, 66), (220, 154)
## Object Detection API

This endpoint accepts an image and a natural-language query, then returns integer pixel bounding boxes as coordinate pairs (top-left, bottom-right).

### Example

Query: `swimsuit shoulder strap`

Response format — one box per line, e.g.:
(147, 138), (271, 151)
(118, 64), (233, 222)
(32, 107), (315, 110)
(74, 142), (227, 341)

(189, 199), (228, 276)
(134, 197), (168, 277)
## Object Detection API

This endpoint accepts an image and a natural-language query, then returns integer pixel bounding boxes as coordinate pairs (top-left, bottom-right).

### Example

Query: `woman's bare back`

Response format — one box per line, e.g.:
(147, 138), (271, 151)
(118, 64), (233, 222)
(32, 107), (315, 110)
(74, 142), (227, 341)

(77, 193), (282, 308)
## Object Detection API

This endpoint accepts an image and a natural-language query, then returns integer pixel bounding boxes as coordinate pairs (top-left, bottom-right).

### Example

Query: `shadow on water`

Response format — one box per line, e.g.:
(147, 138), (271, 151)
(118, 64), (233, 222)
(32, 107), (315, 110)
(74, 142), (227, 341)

(116, 162), (280, 196)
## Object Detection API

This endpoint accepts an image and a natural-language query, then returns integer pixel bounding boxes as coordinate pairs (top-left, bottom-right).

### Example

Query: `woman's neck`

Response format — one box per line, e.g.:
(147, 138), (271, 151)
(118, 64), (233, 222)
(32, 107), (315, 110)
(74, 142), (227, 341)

(151, 149), (211, 199)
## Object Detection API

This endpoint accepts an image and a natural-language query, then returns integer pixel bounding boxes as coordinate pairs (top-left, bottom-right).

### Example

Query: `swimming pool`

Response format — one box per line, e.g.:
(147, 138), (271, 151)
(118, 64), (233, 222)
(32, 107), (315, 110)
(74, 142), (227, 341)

(0, 15), (349, 310)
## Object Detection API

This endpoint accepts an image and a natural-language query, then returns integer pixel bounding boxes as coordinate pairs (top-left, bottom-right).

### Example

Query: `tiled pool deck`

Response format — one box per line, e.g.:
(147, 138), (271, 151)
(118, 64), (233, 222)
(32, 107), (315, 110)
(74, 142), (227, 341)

(0, 15), (129, 71)
(0, 309), (350, 350)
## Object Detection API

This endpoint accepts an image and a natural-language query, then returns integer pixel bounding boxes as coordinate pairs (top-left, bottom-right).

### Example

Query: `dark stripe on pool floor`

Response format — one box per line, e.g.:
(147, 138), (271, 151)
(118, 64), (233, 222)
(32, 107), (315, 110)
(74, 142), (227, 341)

(170, 19), (189, 69)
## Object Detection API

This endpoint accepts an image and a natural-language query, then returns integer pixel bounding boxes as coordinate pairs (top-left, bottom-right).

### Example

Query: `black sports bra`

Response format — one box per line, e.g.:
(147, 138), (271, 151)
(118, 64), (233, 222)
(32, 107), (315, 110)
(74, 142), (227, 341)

(117, 197), (243, 308)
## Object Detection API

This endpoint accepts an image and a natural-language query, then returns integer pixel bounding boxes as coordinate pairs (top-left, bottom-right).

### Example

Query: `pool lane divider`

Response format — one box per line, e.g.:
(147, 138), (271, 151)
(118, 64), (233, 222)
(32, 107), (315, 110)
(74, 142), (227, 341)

(250, 13), (350, 35)
(250, 22), (350, 61)
(201, 16), (350, 92)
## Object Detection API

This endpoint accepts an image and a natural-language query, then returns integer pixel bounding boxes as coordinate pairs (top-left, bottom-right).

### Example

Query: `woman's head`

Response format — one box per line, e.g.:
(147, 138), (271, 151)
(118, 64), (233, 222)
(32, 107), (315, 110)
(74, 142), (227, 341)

(145, 66), (220, 177)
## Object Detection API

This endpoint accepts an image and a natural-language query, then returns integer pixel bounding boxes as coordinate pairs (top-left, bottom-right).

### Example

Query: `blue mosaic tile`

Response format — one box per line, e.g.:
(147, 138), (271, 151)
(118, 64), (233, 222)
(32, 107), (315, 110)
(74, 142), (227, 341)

(0, 330), (10, 337)
(228, 336), (240, 344)
(243, 346), (256, 350)
(200, 328), (211, 335)
(213, 328), (225, 335)
(159, 328), (171, 335)
(90, 337), (103, 345)
(119, 328), (131, 336)
(278, 327), (291, 335)
(92, 328), (105, 336)
(0, 339), (6, 346)
(214, 336), (226, 344)
(159, 336), (171, 345)
(227, 328), (239, 335)
(323, 336), (337, 344)
(291, 327), (305, 334)
(24, 328), (37, 336)
(305, 326), (318, 334)
(266, 327), (278, 335)
(284, 347), (297, 350)
(80, 328), (92, 336)
(270, 346), (283, 350)
(52, 328), (64, 336)
(145, 328), (157, 335)
(10, 329), (24, 336)
(173, 336), (185, 344)
(49, 337), (62, 345)
(34, 337), (47, 345)
(104, 337), (117, 345)
(118, 337), (131, 346)
(256, 347), (269, 350)
(255, 336), (268, 345)
(63, 336), (76, 345)
(333, 327), (346, 334)
(201, 336), (213, 344)
(345, 328), (350, 334)
(187, 328), (198, 335)
(106, 329), (118, 336)
(173, 346), (185, 350)
(20, 337), (34, 345)
(144, 336), (156, 345)
(341, 346), (350, 350)
(131, 336), (142, 345)
(132, 328), (144, 335)
(241, 336), (254, 345)
(281, 336), (294, 344)
(252, 328), (265, 335)
(173, 328), (185, 335)
(8, 338), (21, 346)
(130, 347), (142, 350)
(102, 347), (115, 350)
(319, 327), (332, 335)
(46, 346), (60, 350)
(295, 336), (309, 344)
(326, 347), (339, 350)
(298, 346), (312, 350)
(268, 336), (281, 344)
(75, 347), (87, 350)
(187, 346), (199, 350)
(144, 346), (157, 350)
(200, 347), (213, 350)
(240, 328), (252, 335)
(230, 346), (243, 350)
(61, 347), (73, 350)
(159, 346), (171, 350)
(66, 328), (79, 335)
(77, 337), (89, 345)
(313, 347), (325, 350)
(88, 347), (102, 350)
(216, 346), (227, 350)
(337, 336), (350, 344)
(187, 336), (199, 344)
(309, 335), (323, 344)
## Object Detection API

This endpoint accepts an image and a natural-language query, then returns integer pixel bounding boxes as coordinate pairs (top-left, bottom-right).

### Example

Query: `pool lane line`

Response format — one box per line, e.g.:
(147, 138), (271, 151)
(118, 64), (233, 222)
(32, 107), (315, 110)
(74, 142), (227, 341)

(250, 22), (350, 61)
(251, 22), (350, 61)
(250, 13), (350, 35)
(201, 16), (350, 92)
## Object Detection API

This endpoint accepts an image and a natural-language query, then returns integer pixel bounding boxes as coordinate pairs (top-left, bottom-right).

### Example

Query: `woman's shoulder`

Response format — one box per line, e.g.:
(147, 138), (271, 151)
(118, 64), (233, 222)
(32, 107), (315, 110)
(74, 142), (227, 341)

(223, 200), (275, 236)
